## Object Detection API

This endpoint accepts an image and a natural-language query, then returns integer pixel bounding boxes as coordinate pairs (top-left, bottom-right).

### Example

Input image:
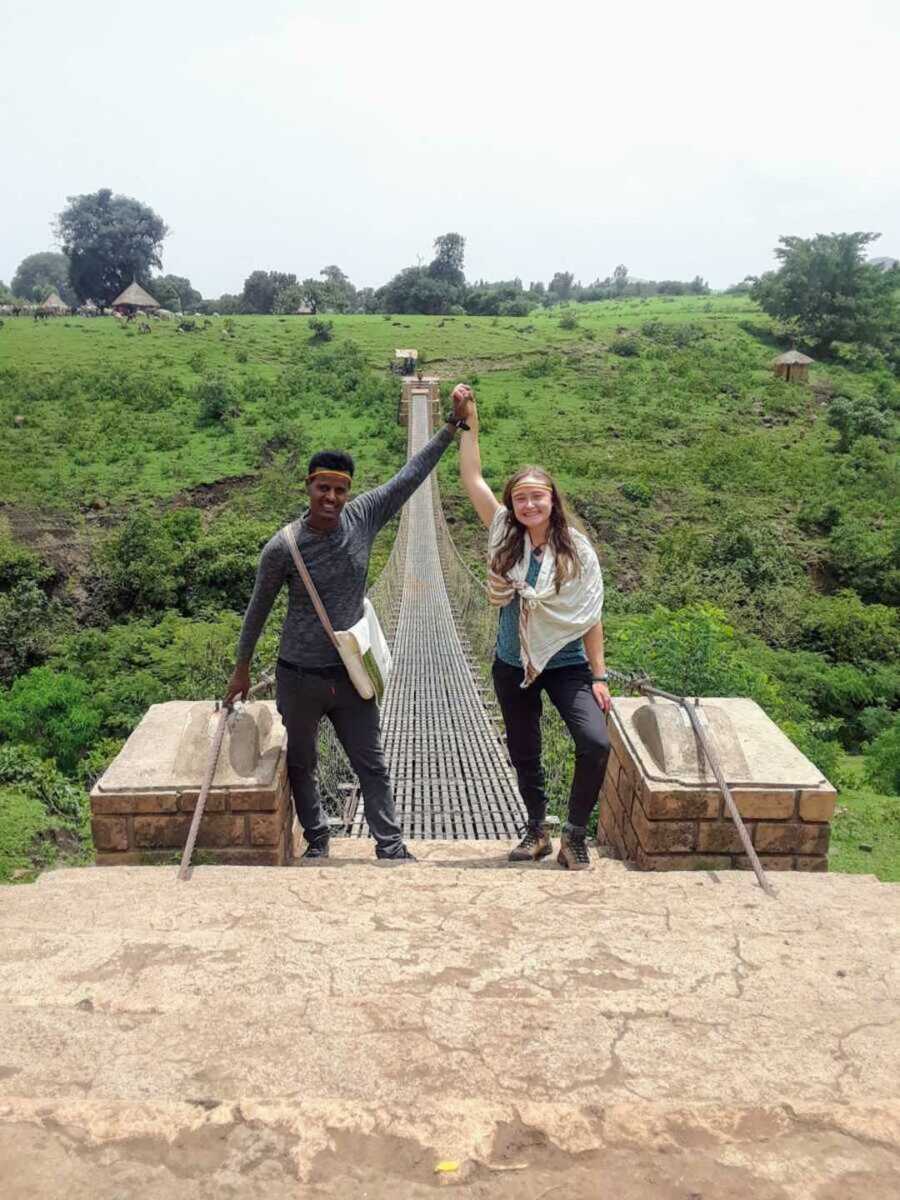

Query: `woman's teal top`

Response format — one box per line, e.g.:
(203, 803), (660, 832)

(495, 551), (587, 670)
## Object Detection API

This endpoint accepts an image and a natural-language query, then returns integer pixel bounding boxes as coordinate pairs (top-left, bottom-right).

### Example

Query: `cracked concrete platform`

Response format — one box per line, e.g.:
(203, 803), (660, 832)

(1, 843), (898, 1198)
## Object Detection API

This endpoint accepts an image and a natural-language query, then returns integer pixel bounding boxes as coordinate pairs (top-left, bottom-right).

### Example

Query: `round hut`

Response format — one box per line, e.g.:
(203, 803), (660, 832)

(773, 349), (814, 383)
(110, 281), (160, 317)
(38, 291), (69, 316)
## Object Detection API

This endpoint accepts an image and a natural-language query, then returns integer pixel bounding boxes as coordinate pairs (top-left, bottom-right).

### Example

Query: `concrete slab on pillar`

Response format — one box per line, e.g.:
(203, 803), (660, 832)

(96, 701), (284, 793)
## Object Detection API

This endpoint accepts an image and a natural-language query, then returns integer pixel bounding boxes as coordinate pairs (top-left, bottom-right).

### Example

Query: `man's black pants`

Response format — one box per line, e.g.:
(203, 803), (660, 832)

(492, 658), (611, 831)
(275, 660), (404, 856)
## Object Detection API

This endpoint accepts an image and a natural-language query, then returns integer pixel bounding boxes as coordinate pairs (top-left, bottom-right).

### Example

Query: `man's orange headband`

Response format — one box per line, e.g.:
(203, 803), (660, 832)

(308, 469), (352, 484)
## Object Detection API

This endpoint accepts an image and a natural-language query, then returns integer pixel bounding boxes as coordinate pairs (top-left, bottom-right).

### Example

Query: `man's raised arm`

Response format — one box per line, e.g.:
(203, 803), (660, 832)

(351, 388), (470, 532)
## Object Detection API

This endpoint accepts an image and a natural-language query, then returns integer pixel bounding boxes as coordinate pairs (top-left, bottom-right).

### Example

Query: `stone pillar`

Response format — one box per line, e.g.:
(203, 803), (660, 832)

(90, 701), (298, 866)
(598, 697), (836, 872)
(398, 377), (441, 427)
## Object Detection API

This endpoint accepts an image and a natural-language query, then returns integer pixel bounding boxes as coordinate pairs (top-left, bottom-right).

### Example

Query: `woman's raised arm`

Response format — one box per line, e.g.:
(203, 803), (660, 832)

(454, 385), (501, 529)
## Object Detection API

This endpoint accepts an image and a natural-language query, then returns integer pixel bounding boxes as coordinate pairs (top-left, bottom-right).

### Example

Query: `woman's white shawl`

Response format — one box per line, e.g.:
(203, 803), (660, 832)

(487, 507), (603, 687)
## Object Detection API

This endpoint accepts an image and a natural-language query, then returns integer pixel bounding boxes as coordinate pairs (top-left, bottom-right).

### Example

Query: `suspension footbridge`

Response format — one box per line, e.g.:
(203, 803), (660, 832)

(352, 390), (526, 839)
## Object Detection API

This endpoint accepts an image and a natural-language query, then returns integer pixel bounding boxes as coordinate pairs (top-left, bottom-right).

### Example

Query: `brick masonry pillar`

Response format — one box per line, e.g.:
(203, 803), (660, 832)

(597, 698), (836, 873)
(90, 701), (296, 867)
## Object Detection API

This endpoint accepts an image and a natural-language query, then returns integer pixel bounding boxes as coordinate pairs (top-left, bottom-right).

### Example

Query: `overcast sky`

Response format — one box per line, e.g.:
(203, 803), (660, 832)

(2, 0), (898, 295)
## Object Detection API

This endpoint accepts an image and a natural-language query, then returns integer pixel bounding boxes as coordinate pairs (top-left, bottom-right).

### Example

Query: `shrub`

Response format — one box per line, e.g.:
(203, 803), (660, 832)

(75, 738), (125, 790)
(499, 300), (531, 317)
(0, 743), (87, 820)
(0, 530), (53, 590)
(827, 518), (899, 605)
(88, 509), (200, 619)
(800, 591), (899, 664)
(0, 668), (103, 774)
(610, 335), (639, 357)
(196, 370), (239, 423)
(51, 610), (246, 717)
(620, 480), (654, 505)
(558, 310), (579, 330)
(308, 317), (334, 343)
(864, 716), (900, 795)
(827, 394), (892, 452)
(858, 706), (895, 742)
(0, 580), (60, 684)
(182, 515), (271, 614)
(0, 788), (57, 881)
(780, 717), (844, 784)
(523, 354), (558, 378)
(607, 604), (783, 711)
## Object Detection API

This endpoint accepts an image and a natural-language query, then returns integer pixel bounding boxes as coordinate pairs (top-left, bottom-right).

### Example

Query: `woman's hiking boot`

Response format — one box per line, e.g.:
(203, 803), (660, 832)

(509, 824), (552, 862)
(557, 830), (591, 871)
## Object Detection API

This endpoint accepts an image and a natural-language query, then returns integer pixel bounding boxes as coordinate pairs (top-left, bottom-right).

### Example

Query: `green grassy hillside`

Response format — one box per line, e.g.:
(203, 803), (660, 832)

(0, 297), (897, 879)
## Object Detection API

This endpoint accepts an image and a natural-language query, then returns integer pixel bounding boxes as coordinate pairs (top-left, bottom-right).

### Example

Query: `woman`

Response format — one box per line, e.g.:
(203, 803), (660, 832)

(454, 384), (611, 870)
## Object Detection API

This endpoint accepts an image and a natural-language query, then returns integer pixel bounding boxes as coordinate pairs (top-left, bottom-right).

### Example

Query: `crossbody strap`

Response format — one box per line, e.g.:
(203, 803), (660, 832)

(280, 523), (340, 651)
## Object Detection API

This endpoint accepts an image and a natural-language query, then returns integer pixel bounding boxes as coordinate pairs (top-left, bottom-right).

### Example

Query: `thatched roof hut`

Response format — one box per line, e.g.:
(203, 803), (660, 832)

(111, 281), (160, 314)
(773, 349), (814, 383)
(39, 291), (68, 313)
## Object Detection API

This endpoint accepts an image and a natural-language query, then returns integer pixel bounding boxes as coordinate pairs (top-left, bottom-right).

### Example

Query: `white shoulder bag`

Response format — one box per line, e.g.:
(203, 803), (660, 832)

(280, 524), (392, 703)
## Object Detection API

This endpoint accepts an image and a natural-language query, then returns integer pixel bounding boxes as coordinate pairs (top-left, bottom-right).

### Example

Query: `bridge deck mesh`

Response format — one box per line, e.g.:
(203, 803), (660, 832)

(352, 395), (525, 839)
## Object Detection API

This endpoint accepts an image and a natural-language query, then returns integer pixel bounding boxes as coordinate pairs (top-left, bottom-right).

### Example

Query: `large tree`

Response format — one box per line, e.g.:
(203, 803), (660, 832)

(11, 251), (75, 304)
(379, 265), (462, 315)
(273, 283), (309, 314)
(56, 189), (168, 305)
(240, 270), (297, 314)
(429, 232), (466, 286)
(149, 273), (202, 312)
(752, 232), (899, 351)
(548, 270), (575, 301)
(317, 265), (357, 312)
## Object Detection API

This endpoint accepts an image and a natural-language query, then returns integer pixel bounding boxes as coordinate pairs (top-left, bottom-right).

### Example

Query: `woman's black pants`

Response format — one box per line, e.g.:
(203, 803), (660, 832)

(491, 658), (610, 831)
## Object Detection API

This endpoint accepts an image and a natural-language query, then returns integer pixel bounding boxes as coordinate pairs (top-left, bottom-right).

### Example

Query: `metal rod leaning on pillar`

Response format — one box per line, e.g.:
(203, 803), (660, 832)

(631, 680), (776, 898)
(177, 670), (275, 882)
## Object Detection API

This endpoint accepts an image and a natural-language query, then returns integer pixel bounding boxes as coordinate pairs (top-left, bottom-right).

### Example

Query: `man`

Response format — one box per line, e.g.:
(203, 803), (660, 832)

(224, 388), (471, 861)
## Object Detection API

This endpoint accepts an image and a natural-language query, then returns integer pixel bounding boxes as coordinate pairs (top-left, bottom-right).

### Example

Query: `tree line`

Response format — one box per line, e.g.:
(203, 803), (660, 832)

(2, 190), (711, 316)
(2, 189), (897, 362)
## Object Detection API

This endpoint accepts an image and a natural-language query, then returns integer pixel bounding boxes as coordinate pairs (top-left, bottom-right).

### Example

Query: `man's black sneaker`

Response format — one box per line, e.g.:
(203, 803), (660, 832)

(376, 844), (417, 862)
(557, 831), (591, 871)
(300, 839), (330, 860)
(508, 825), (552, 862)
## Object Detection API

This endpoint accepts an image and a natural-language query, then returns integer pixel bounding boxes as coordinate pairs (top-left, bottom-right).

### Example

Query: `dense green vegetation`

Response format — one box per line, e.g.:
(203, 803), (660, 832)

(0, 296), (896, 879)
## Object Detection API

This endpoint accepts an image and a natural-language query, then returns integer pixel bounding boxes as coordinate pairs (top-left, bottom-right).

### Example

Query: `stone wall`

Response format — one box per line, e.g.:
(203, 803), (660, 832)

(598, 699), (837, 873)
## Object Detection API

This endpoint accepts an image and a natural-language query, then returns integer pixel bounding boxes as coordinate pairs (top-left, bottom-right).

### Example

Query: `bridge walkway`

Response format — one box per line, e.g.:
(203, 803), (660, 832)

(352, 392), (525, 840)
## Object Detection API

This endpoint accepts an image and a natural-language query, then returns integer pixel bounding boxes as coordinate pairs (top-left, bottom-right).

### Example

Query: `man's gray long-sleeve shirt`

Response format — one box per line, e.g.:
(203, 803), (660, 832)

(236, 425), (454, 667)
